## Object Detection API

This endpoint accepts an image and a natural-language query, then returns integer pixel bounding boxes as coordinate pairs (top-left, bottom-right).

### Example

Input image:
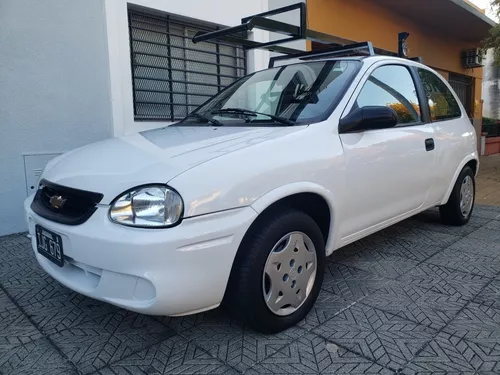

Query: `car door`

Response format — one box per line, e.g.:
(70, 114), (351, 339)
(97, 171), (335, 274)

(415, 67), (473, 205)
(338, 62), (437, 241)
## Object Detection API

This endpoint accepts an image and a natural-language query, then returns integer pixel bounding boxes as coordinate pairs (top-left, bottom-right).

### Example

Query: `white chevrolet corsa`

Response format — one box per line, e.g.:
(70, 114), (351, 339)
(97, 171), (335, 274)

(25, 56), (478, 333)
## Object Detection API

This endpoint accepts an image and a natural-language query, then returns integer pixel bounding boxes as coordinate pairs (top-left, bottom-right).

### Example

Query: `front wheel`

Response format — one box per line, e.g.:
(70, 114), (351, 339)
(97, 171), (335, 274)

(225, 209), (325, 333)
(439, 165), (475, 226)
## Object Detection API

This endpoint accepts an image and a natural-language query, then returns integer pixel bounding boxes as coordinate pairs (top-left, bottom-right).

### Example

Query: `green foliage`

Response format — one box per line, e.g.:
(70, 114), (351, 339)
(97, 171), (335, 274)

(483, 116), (498, 125)
(482, 1), (500, 65)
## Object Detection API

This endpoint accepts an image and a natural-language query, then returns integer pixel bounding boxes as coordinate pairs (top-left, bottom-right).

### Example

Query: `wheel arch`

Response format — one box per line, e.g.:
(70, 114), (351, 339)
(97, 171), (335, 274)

(249, 182), (338, 255)
(440, 154), (479, 206)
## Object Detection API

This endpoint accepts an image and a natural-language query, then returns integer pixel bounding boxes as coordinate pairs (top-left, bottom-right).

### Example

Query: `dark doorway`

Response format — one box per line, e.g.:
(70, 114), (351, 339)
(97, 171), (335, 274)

(449, 73), (474, 119)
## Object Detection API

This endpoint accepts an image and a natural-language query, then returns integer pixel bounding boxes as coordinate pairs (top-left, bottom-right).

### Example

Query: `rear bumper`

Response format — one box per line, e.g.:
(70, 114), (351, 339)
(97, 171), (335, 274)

(24, 195), (257, 316)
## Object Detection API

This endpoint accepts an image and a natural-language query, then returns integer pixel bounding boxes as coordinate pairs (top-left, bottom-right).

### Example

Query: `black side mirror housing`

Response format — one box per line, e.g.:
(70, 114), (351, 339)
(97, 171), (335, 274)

(339, 106), (398, 133)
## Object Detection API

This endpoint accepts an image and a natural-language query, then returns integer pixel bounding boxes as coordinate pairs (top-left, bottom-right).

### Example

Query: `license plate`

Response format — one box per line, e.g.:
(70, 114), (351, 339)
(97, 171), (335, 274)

(35, 225), (64, 267)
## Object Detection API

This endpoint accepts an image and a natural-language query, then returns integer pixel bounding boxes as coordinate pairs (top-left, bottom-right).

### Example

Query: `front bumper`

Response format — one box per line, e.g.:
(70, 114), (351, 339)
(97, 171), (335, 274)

(24, 195), (257, 316)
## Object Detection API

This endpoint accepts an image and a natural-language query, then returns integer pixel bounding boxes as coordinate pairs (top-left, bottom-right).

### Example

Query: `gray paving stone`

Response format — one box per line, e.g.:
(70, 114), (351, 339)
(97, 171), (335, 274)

(360, 280), (468, 330)
(426, 248), (500, 278)
(398, 263), (491, 300)
(0, 338), (76, 375)
(299, 290), (357, 330)
(2, 204), (500, 374)
(0, 289), (42, 352)
(400, 209), (493, 236)
(248, 333), (393, 374)
(95, 334), (237, 375)
(338, 249), (420, 279)
(179, 311), (305, 373)
(473, 279), (500, 310)
(321, 263), (391, 300)
(401, 331), (500, 374)
(377, 226), (459, 248)
(448, 236), (500, 260)
(367, 237), (443, 262)
(443, 302), (500, 344)
(48, 311), (175, 374)
(473, 205), (500, 220)
(312, 303), (436, 372)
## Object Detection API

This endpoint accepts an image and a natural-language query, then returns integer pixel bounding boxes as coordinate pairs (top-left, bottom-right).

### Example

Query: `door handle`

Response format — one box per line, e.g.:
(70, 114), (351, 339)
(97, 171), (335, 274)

(425, 138), (435, 151)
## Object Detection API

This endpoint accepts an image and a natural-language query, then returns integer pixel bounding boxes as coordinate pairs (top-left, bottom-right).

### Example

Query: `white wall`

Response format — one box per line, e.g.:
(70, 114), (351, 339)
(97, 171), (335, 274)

(482, 49), (500, 119)
(104, 0), (273, 137)
(0, 0), (113, 236)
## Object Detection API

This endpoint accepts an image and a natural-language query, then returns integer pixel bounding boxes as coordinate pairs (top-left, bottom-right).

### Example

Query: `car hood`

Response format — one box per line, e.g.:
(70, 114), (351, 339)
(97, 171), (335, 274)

(41, 125), (306, 204)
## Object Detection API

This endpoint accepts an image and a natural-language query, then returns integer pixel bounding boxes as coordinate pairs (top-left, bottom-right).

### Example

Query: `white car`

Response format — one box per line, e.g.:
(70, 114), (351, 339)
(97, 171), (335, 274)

(24, 54), (477, 334)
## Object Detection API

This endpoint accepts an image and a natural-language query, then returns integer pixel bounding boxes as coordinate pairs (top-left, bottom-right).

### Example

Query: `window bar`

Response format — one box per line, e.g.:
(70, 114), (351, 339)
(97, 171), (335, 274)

(166, 15), (175, 121)
(128, 12), (138, 117)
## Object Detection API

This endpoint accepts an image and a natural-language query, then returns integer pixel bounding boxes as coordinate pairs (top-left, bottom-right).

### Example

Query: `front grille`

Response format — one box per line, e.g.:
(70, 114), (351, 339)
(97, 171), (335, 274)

(31, 179), (104, 225)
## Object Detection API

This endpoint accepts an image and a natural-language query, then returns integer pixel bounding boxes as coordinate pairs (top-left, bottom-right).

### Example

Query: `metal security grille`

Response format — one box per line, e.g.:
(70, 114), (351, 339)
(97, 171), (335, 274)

(449, 73), (473, 118)
(128, 10), (246, 121)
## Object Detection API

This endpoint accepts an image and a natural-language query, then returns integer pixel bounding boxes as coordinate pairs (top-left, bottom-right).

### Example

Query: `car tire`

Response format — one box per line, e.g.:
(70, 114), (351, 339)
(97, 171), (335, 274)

(225, 209), (325, 334)
(439, 165), (475, 226)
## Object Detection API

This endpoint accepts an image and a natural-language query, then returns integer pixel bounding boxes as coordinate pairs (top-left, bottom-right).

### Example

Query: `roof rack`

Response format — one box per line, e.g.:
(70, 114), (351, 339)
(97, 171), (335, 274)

(192, 2), (423, 68)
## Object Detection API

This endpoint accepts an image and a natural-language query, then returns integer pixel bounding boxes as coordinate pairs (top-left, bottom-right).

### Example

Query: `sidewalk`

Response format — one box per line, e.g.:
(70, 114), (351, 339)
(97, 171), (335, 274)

(477, 154), (500, 206)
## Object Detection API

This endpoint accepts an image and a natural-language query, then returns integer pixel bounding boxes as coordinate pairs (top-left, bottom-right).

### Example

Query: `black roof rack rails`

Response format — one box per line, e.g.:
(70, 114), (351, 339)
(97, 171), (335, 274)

(192, 3), (423, 68)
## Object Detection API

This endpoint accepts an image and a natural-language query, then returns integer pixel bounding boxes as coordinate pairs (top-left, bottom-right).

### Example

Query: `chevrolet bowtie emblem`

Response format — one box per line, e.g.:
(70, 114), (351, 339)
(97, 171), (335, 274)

(49, 195), (67, 209)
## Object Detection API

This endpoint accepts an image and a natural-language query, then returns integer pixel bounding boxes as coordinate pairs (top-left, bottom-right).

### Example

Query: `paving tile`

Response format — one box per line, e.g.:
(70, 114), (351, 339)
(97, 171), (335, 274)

(467, 227), (500, 243)
(338, 249), (419, 279)
(398, 263), (491, 300)
(472, 205), (500, 220)
(312, 303), (436, 372)
(48, 311), (175, 374)
(0, 338), (76, 375)
(443, 302), (500, 344)
(179, 311), (305, 373)
(367, 238), (443, 262)
(448, 236), (500, 260)
(377, 226), (459, 248)
(327, 234), (389, 263)
(249, 333), (393, 374)
(401, 332), (500, 374)
(426, 248), (500, 278)
(361, 280), (468, 330)
(473, 279), (500, 310)
(299, 290), (356, 330)
(400, 209), (491, 236)
(95, 335), (236, 375)
(322, 263), (391, 299)
(0, 288), (42, 351)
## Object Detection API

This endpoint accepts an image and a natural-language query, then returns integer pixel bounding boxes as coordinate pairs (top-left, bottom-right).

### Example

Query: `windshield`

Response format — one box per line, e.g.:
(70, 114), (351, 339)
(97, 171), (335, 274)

(177, 60), (360, 126)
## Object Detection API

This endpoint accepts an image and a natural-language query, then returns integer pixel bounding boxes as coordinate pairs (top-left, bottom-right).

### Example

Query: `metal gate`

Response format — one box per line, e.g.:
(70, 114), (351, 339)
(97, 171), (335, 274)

(448, 73), (473, 118)
(128, 10), (246, 121)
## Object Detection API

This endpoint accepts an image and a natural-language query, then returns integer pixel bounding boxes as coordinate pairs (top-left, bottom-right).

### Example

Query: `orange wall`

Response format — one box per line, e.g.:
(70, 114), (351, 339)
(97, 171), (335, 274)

(307, 0), (484, 124)
(307, 0), (482, 78)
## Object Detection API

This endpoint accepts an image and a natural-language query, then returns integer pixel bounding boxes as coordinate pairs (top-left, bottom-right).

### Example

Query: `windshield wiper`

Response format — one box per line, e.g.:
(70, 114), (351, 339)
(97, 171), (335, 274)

(183, 112), (223, 126)
(212, 108), (294, 126)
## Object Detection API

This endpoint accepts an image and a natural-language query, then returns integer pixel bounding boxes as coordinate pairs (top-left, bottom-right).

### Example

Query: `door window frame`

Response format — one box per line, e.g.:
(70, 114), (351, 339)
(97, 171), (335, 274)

(339, 61), (432, 131)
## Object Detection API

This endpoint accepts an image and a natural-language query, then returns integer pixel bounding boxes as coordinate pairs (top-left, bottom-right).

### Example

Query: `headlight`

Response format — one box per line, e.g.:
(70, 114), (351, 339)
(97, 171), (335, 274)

(109, 185), (183, 228)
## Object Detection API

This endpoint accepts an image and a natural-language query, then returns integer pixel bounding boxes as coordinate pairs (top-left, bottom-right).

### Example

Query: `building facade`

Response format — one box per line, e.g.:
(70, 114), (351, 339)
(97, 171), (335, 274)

(0, 0), (493, 236)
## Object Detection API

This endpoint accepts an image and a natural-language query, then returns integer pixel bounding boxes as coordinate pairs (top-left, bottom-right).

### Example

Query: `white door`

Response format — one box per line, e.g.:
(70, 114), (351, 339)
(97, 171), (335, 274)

(338, 63), (437, 240)
(415, 67), (474, 205)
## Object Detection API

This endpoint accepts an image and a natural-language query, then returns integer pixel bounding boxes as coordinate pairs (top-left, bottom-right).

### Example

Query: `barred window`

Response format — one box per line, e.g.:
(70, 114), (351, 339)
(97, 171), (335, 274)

(128, 9), (246, 121)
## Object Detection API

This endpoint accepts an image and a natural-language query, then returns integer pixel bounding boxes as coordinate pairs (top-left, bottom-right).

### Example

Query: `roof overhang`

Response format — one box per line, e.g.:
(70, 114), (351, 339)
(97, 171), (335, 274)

(376, 0), (496, 43)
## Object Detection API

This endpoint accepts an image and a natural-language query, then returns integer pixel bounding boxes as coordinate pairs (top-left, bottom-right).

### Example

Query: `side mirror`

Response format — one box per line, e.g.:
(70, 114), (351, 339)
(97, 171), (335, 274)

(339, 106), (398, 133)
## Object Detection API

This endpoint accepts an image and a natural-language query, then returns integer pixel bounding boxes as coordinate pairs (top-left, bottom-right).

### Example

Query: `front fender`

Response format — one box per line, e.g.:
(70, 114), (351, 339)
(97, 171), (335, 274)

(250, 182), (339, 256)
(440, 152), (479, 206)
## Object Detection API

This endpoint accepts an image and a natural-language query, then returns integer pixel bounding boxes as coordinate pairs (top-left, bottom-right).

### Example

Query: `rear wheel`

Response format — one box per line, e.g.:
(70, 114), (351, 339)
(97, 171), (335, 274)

(439, 165), (475, 226)
(225, 209), (325, 333)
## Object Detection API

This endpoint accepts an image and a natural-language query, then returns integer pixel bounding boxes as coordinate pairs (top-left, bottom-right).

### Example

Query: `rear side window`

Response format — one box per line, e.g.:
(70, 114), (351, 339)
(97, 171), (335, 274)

(417, 69), (462, 121)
